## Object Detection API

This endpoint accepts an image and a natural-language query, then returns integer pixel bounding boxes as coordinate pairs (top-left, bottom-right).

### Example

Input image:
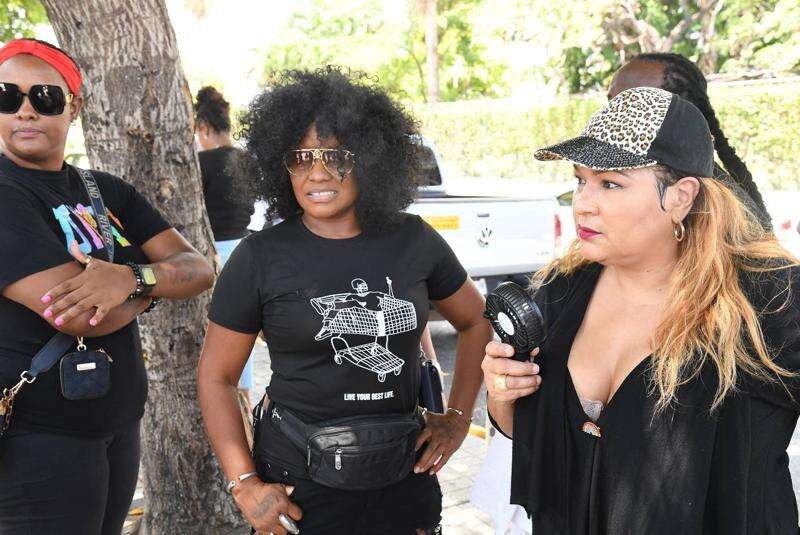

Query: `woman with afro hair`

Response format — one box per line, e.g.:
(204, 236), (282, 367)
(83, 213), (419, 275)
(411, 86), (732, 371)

(198, 67), (492, 535)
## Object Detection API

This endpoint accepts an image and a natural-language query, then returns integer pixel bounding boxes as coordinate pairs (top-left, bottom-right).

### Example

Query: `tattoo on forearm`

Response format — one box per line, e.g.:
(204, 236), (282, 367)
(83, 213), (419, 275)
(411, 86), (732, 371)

(169, 265), (198, 285)
(152, 253), (201, 287)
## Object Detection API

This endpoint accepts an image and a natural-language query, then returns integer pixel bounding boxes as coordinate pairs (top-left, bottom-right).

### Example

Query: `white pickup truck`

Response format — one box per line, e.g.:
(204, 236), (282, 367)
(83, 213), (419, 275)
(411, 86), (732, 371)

(406, 138), (563, 294)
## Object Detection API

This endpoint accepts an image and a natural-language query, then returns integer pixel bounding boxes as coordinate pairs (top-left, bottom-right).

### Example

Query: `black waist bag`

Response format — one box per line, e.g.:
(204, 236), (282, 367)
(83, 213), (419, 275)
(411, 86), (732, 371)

(270, 404), (424, 491)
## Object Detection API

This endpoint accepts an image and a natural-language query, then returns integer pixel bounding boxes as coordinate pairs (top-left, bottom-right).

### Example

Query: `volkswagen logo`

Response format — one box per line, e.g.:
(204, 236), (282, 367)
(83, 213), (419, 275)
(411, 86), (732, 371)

(478, 226), (493, 247)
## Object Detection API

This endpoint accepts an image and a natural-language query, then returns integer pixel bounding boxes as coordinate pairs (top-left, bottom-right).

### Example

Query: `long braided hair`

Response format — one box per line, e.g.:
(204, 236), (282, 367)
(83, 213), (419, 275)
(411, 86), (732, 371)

(635, 52), (772, 230)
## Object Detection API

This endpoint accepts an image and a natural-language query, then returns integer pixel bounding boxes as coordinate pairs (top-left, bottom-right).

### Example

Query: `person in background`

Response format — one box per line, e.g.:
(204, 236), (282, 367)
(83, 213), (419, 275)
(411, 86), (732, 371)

(608, 52), (772, 231)
(0, 39), (213, 534)
(194, 85), (256, 402)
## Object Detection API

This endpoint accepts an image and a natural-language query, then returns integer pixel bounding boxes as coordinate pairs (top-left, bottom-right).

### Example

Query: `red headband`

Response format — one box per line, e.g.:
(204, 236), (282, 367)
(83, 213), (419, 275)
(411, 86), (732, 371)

(0, 39), (82, 95)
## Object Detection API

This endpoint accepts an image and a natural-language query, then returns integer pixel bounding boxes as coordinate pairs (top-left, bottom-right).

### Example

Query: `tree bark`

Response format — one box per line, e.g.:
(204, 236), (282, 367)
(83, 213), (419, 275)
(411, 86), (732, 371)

(39, 1), (246, 533)
(422, 0), (440, 103)
(697, 0), (724, 73)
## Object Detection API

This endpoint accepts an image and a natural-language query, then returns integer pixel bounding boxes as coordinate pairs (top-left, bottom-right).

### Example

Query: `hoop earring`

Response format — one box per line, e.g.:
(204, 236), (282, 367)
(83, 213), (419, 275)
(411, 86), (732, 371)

(673, 220), (686, 242)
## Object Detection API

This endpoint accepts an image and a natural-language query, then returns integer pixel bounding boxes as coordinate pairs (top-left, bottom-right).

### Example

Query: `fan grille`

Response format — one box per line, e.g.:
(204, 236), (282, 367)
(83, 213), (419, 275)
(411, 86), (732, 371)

(485, 282), (543, 356)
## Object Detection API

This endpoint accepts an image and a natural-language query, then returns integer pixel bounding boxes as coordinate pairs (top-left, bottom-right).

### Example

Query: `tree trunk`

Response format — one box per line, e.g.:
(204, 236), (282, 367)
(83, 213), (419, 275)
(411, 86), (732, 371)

(697, 0), (724, 74)
(423, 0), (440, 103)
(39, 1), (246, 533)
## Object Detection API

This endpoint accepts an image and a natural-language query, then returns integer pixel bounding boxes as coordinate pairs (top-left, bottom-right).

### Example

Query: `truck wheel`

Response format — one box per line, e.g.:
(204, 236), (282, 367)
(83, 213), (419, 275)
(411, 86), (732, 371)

(378, 373), (386, 383)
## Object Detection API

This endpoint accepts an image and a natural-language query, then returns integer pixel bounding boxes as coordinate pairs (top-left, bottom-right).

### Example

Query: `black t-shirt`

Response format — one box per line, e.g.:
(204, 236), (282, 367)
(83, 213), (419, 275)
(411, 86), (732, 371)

(199, 146), (253, 241)
(0, 155), (171, 436)
(209, 214), (467, 471)
(504, 263), (800, 534)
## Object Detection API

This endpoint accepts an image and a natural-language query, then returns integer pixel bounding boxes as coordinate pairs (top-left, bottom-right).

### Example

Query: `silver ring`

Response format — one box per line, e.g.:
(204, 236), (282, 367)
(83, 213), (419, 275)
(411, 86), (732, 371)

(279, 513), (300, 534)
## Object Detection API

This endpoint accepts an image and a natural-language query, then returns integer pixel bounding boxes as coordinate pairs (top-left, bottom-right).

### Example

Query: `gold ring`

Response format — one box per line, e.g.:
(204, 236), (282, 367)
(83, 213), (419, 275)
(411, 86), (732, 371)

(494, 373), (509, 393)
(83, 255), (93, 266)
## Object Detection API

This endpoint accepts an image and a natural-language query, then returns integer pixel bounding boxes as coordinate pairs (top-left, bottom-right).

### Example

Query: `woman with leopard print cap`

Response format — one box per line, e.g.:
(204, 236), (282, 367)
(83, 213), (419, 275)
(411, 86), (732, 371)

(482, 87), (800, 534)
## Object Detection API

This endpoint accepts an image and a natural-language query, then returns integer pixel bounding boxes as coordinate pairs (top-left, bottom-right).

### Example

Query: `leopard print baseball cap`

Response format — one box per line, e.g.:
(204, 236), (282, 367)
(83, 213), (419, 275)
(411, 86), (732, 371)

(535, 86), (714, 177)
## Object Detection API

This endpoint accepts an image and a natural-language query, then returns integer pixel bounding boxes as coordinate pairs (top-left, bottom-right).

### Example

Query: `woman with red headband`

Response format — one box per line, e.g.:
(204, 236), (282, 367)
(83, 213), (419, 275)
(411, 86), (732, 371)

(0, 39), (214, 534)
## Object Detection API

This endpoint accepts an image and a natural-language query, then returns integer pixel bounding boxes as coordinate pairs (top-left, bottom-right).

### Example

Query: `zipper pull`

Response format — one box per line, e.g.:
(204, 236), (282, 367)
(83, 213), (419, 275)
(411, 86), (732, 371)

(307, 446), (311, 467)
(334, 448), (342, 471)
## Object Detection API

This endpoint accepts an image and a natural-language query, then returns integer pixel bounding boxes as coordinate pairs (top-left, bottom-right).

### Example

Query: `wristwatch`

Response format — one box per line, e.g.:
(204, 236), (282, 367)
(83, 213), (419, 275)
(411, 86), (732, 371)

(127, 263), (157, 299)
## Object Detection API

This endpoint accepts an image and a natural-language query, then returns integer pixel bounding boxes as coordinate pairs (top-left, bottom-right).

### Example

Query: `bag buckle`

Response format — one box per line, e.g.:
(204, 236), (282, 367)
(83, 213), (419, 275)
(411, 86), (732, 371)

(1, 370), (37, 432)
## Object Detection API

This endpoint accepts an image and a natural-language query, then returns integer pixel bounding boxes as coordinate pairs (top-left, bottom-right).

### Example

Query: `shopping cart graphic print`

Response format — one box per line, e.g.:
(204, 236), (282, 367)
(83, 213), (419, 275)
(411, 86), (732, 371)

(311, 277), (417, 383)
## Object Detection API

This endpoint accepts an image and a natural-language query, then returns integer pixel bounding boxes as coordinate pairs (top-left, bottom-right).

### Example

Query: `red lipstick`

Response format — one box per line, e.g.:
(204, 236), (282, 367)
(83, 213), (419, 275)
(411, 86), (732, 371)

(578, 225), (601, 240)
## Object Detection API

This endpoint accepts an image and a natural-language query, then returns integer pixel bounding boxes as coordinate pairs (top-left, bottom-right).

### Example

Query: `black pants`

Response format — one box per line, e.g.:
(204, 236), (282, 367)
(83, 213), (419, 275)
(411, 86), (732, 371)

(0, 420), (140, 535)
(257, 460), (443, 535)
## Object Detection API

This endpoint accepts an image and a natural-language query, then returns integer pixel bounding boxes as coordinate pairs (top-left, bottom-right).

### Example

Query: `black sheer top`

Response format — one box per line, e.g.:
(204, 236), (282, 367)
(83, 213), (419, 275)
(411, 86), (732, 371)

(500, 263), (800, 534)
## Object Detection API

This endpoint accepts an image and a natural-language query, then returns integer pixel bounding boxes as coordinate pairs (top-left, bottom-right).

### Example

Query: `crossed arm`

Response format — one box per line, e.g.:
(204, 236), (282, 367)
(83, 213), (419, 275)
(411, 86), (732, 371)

(2, 228), (214, 337)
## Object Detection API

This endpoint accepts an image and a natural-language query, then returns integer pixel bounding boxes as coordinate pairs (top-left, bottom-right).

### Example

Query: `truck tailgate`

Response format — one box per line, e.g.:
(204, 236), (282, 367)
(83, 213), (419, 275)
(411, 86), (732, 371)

(406, 196), (557, 278)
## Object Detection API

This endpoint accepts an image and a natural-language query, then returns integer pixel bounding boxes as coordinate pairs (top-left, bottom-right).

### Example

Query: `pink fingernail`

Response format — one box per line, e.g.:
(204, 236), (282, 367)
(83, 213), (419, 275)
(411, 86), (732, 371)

(41, 295), (51, 303)
(55, 317), (64, 326)
(89, 319), (97, 326)
(43, 309), (52, 318)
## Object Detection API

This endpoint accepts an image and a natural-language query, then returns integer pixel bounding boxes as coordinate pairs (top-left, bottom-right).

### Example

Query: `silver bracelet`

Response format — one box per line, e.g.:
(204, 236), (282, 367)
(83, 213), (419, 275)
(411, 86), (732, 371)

(226, 471), (259, 493)
(447, 407), (473, 423)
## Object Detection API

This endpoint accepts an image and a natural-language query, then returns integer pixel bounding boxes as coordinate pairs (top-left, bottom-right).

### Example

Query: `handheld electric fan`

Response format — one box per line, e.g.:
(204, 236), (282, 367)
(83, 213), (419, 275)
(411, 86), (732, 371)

(484, 282), (544, 362)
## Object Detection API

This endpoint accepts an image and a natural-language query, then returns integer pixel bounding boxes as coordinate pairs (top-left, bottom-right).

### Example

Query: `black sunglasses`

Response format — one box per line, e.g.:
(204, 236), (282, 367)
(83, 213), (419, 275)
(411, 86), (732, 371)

(0, 82), (71, 116)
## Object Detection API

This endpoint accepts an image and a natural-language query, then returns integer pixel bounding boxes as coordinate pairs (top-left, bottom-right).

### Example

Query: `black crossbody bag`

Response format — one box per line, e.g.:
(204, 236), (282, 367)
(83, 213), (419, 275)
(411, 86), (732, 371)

(0, 167), (115, 445)
(264, 403), (425, 491)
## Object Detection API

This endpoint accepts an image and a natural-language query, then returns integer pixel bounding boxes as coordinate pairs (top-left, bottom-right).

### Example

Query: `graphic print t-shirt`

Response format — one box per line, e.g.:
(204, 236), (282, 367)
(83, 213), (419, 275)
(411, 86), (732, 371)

(209, 214), (467, 470)
(0, 155), (171, 435)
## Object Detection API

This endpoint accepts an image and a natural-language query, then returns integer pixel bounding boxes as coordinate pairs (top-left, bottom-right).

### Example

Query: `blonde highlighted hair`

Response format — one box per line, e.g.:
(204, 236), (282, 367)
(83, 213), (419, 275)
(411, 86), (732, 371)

(533, 170), (797, 412)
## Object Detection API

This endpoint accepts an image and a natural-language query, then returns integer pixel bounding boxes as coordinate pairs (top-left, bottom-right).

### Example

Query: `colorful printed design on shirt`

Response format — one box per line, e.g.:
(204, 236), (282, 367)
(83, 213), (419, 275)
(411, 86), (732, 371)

(51, 203), (131, 254)
(310, 277), (417, 383)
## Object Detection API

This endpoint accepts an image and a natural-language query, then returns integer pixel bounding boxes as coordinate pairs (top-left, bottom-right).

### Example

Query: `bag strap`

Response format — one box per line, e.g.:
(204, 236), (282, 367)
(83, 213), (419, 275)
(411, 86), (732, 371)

(27, 332), (75, 379)
(25, 167), (114, 380)
(269, 404), (310, 453)
(74, 167), (114, 263)
(5, 332), (74, 397)
(1, 332), (74, 434)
